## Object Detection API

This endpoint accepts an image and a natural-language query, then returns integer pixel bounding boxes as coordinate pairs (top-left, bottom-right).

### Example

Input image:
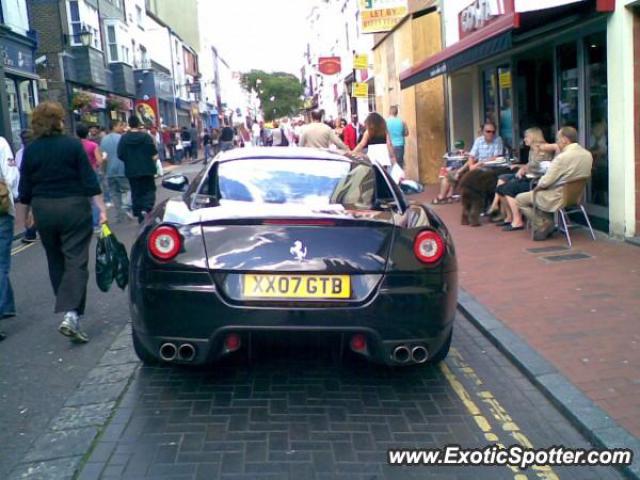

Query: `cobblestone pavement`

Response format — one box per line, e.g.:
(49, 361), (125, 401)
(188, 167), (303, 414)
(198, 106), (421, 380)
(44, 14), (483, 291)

(69, 315), (622, 480)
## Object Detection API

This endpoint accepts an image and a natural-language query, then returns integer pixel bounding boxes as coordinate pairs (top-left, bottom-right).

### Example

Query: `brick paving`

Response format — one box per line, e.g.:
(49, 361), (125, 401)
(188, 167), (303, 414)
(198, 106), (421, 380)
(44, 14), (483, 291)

(415, 187), (640, 438)
(76, 318), (620, 480)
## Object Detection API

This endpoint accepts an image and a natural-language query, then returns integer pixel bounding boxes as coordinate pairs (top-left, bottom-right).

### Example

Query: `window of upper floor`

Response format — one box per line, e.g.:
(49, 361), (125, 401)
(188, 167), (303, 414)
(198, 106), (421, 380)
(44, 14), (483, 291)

(104, 20), (131, 64)
(66, 0), (103, 50)
(1, 0), (30, 35)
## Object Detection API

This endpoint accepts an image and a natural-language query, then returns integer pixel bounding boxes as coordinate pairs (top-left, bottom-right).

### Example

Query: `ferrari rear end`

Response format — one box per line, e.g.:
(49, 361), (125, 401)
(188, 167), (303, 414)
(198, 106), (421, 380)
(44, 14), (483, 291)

(129, 149), (457, 366)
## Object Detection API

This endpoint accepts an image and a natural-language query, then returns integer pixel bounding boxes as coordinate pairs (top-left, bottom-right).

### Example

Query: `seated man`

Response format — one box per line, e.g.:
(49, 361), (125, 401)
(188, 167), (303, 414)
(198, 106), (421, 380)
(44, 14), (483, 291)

(516, 126), (593, 241)
(433, 121), (503, 204)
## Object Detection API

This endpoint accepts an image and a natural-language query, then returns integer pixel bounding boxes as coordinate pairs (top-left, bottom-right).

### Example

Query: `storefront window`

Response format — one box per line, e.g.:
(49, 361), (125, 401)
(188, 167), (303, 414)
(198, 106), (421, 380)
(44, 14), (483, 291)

(557, 41), (579, 128)
(18, 80), (36, 132)
(5, 78), (21, 151)
(482, 69), (497, 126)
(585, 32), (608, 207)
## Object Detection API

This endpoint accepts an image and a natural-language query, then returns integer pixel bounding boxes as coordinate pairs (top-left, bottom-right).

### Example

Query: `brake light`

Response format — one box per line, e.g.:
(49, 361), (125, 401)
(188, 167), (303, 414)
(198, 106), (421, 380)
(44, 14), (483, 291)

(413, 230), (445, 264)
(148, 225), (182, 261)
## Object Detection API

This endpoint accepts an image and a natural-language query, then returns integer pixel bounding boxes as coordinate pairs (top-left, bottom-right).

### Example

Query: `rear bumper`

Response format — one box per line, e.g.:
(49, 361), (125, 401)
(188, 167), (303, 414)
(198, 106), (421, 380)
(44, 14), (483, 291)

(130, 271), (457, 365)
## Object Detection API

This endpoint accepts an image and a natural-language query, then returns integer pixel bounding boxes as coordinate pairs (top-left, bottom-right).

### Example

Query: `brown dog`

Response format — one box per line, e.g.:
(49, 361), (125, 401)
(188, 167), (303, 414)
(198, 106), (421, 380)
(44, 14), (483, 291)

(458, 169), (499, 226)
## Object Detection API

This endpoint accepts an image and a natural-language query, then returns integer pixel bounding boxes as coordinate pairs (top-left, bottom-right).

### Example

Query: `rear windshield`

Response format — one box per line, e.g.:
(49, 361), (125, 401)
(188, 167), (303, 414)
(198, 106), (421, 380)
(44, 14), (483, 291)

(199, 159), (380, 209)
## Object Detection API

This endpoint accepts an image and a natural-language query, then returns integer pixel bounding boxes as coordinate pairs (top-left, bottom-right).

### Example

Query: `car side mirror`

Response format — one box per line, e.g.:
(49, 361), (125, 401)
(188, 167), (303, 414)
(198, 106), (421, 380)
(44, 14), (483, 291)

(162, 175), (189, 192)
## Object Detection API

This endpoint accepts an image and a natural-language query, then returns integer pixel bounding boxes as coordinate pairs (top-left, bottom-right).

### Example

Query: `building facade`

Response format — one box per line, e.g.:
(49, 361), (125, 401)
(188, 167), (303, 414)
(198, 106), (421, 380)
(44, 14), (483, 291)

(401, 0), (636, 238)
(1, 0), (39, 151)
(373, 2), (446, 184)
(28, 0), (136, 132)
(303, 0), (374, 124)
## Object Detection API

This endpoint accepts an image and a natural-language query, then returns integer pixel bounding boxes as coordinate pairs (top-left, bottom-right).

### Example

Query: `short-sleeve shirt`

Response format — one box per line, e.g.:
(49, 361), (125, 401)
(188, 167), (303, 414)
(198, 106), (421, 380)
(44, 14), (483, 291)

(386, 117), (405, 147)
(81, 139), (99, 170)
(101, 133), (125, 178)
(469, 135), (503, 162)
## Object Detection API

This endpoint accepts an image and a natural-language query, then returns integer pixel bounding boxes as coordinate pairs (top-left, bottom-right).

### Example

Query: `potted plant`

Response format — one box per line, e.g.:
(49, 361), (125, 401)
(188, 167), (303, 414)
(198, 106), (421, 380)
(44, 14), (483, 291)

(71, 91), (92, 112)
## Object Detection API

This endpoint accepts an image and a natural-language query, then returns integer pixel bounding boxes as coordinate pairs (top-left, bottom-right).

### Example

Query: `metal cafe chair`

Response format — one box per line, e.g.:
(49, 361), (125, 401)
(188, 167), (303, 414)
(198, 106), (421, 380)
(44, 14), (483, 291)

(531, 176), (596, 248)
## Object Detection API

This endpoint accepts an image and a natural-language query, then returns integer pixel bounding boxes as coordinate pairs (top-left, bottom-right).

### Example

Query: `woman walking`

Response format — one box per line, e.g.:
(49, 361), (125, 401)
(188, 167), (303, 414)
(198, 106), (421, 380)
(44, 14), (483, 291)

(352, 112), (398, 171)
(19, 102), (107, 343)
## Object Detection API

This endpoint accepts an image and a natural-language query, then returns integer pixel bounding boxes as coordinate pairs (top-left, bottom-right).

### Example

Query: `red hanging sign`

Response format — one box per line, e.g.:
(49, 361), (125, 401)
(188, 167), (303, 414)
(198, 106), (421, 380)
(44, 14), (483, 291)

(318, 57), (342, 75)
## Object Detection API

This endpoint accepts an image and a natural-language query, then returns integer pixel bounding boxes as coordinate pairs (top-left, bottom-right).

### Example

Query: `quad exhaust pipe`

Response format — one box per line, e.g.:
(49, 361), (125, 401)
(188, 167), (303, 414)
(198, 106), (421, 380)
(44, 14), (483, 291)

(392, 345), (411, 364)
(392, 344), (429, 364)
(178, 343), (196, 362)
(411, 345), (428, 364)
(159, 343), (177, 362)
(159, 342), (196, 362)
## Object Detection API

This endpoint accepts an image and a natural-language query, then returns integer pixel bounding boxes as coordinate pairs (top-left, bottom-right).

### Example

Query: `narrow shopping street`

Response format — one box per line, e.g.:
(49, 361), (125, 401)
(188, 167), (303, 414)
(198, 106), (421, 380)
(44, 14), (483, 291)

(0, 163), (624, 480)
(1, 0), (639, 479)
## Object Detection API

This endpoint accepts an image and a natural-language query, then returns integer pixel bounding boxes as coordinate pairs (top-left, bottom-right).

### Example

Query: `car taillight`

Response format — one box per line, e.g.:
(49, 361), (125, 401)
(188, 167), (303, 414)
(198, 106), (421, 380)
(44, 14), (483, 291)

(413, 230), (445, 264)
(148, 225), (182, 261)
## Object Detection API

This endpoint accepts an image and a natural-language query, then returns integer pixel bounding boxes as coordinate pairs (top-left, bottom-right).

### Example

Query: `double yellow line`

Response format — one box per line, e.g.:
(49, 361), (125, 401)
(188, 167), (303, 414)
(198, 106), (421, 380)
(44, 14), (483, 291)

(11, 241), (36, 256)
(441, 348), (560, 480)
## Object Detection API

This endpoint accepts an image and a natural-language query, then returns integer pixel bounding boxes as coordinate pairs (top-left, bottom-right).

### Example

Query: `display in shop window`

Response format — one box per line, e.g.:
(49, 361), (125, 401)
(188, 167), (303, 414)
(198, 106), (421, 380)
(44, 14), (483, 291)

(135, 98), (159, 128)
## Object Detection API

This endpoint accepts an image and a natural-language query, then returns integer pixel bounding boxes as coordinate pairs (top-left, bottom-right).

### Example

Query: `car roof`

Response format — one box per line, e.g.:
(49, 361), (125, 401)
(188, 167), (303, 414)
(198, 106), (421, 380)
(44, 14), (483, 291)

(215, 147), (357, 163)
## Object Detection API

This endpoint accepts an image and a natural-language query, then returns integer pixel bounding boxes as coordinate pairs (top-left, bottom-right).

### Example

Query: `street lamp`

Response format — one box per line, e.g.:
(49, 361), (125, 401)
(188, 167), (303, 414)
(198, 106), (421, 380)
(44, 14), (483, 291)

(79, 28), (92, 47)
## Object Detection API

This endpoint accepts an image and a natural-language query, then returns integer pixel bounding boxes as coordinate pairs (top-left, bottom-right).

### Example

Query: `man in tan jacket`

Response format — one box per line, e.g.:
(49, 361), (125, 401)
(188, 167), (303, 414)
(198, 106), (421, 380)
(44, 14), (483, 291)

(516, 126), (593, 241)
(299, 110), (350, 151)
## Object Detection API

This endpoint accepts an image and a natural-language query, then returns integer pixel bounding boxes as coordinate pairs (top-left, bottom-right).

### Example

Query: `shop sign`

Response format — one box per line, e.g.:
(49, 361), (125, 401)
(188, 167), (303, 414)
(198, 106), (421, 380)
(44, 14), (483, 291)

(499, 70), (511, 89)
(0, 38), (35, 74)
(189, 82), (201, 93)
(458, 0), (508, 40)
(135, 98), (159, 128)
(352, 82), (369, 98)
(353, 53), (368, 70)
(359, 0), (408, 34)
(318, 57), (342, 75)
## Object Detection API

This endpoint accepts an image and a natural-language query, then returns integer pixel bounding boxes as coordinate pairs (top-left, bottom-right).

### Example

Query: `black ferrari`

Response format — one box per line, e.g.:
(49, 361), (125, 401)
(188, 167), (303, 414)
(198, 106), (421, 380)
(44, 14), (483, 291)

(129, 147), (457, 366)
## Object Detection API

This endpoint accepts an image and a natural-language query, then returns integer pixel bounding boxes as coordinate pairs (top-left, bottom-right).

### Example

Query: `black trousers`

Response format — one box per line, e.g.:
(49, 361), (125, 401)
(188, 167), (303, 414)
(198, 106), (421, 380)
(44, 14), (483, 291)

(128, 176), (156, 221)
(31, 197), (93, 315)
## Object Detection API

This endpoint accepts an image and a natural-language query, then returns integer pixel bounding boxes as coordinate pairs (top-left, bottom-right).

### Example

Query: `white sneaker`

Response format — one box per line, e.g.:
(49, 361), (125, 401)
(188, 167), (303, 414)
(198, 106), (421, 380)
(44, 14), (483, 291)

(58, 311), (89, 343)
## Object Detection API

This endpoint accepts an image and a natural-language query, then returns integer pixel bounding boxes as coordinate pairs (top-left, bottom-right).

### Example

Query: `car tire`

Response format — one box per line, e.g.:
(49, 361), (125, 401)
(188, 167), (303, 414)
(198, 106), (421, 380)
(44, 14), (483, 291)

(427, 329), (452, 365)
(132, 329), (159, 365)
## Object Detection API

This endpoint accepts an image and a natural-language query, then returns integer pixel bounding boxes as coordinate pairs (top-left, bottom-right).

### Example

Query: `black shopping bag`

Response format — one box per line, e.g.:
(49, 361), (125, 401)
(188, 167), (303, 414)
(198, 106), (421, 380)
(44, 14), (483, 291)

(95, 224), (129, 292)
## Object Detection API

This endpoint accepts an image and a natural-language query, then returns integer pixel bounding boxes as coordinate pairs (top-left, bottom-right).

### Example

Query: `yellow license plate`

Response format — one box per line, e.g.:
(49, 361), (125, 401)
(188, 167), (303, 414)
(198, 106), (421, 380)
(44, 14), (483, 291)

(243, 274), (351, 299)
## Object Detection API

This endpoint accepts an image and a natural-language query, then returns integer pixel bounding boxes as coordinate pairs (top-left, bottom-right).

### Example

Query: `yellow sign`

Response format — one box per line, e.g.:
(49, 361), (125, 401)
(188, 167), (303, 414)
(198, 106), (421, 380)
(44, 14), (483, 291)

(352, 82), (369, 98)
(359, 0), (408, 33)
(499, 71), (512, 89)
(243, 274), (351, 299)
(353, 53), (368, 70)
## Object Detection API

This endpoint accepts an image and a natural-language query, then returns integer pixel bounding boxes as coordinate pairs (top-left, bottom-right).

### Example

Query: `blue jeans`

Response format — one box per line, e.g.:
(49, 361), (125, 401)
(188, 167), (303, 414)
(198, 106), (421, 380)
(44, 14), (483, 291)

(0, 215), (16, 316)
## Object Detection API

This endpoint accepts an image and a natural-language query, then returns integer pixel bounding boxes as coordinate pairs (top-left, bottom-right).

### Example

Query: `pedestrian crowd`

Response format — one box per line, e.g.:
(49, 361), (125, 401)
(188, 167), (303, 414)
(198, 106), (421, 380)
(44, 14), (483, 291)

(0, 101), (177, 342)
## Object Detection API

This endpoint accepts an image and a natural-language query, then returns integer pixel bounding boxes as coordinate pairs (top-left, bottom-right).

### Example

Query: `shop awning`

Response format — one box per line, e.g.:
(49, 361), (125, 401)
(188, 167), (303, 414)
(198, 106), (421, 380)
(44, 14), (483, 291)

(400, 0), (614, 90)
(400, 14), (517, 89)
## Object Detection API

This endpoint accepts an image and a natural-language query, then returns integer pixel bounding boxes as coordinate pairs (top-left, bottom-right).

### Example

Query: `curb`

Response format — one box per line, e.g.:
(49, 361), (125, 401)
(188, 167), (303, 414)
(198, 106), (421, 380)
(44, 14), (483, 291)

(8, 325), (139, 480)
(457, 288), (640, 479)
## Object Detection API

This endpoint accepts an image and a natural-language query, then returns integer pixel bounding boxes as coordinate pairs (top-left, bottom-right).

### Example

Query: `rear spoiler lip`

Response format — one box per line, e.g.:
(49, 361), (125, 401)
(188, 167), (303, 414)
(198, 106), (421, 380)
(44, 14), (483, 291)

(195, 216), (396, 227)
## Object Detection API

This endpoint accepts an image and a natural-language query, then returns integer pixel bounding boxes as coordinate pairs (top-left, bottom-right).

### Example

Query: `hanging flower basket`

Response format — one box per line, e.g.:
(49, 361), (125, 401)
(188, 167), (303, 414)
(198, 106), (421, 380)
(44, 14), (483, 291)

(106, 97), (127, 112)
(71, 91), (93, 111)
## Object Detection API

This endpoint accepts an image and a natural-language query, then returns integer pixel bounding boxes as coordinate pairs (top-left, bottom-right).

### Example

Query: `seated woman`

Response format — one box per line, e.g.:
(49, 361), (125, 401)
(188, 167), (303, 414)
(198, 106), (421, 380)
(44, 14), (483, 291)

(495, 127), (557, 231)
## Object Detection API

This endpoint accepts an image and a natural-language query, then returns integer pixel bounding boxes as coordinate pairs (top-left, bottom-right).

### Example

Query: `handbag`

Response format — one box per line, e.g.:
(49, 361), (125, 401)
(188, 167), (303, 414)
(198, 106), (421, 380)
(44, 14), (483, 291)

(367, 144), (391, 167)
(0, 166), (12, 216)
